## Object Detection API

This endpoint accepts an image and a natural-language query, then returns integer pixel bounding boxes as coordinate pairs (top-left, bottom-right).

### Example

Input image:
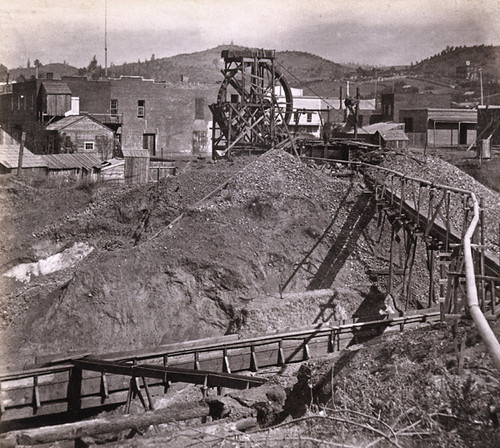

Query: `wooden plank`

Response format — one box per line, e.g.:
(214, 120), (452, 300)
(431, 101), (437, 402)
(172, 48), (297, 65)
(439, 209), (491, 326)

(4, 401), (211, 447)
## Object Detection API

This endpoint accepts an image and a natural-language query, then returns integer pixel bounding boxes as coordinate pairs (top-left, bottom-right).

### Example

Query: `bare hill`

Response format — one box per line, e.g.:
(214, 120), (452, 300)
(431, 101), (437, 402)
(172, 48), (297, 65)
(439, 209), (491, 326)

(107, 45), (348, 89)
(6, 63), (79, 82)
(410, 44), (500, 80)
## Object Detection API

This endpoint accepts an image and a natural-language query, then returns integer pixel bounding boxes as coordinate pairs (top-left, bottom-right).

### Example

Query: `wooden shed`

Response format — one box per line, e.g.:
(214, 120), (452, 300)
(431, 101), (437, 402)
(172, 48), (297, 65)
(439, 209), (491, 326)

(46, 115), (115, 160)
(100, 158), (125, 183)
(0, 129), (47, 175)
(40, 153), (102, 182)
(122, 149), (150, 184)
(376, 129), (409, 150)
(38, 80), (72, 118)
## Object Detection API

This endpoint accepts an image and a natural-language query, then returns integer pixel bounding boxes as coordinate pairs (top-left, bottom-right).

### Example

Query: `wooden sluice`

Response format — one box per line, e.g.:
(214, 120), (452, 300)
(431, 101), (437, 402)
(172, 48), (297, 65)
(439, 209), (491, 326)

(0, 313), (439, 427)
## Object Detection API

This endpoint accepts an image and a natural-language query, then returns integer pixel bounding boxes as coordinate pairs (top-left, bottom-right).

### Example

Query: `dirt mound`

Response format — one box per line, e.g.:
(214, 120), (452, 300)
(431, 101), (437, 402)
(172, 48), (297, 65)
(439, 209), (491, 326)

(4, 150), (485, 365)
(1, 150), (385, 363)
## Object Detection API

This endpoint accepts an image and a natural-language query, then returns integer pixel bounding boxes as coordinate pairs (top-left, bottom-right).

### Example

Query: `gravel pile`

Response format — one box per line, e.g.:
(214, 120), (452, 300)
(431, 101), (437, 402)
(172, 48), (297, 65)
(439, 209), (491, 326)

(207, 149), (362, 215)
(375, 153), (500, 251)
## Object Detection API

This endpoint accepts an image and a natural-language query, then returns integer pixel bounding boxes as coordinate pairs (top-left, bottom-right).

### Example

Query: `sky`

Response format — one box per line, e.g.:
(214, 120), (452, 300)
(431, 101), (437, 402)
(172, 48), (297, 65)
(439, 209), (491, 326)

(1, 0), (500, 69)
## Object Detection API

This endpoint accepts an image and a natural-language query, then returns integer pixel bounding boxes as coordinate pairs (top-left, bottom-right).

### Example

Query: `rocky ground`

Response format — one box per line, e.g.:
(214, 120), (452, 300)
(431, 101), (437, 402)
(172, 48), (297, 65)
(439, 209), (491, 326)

(0, 148), (499, 446)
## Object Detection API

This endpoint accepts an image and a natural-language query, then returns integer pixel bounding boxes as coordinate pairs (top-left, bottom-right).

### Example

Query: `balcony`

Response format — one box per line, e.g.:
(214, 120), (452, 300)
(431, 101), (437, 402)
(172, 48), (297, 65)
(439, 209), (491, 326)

(85, 113), (123, 125)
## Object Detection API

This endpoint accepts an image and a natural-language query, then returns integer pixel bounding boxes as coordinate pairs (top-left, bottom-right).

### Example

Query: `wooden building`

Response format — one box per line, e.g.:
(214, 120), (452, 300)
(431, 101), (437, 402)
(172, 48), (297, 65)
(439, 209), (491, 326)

(0, 129), (47, 175)
(122, 148), (150, 184)
(345, 122), (409, 149)
(40, 153), (102, 182)
(46, 115), (115, 160)
(399, 108), (477, 148)
(38, 80), (72, 120)
(100, 158), (125, 183)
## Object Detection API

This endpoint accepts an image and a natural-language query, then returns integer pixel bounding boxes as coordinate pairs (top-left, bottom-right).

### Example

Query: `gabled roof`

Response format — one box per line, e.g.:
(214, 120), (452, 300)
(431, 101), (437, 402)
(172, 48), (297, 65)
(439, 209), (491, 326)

(101, 158), (125, 170)
(40, 80), (72, 95)
(122, 149), (150, 158)
(46, 114), (108, 131)
(0, 138), (47, 169)
(348, 122), (404, 135)
(377, 129), (409, 141)
(46, 115), (85, 131)
(40, 153), (102, 170)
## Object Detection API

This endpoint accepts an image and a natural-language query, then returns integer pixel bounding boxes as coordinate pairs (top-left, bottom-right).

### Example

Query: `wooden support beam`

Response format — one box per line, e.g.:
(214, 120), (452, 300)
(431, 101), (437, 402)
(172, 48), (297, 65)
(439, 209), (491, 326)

(277, 340), (286, 366)
(32, 376), (40, 412)
(72, 359), (265, 390)
(100, 373), (109, 402)
(4, 401), (212, 447)
(250, 346), (259, 372)
(303, 340), (311, 360)
(67, 367), (82, 413)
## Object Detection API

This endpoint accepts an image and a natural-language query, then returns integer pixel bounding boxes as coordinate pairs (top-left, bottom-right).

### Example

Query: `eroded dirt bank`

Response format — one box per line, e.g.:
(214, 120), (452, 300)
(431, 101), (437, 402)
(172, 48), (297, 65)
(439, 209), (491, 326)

(1, 149), (499, 368)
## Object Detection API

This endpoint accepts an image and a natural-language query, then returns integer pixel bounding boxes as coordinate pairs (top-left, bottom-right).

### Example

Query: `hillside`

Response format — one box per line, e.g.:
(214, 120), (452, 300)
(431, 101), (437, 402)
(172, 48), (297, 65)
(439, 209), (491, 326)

(4, 63), (79, 82)
(410, 44), (500, 80)
(106, 45), (349, 91)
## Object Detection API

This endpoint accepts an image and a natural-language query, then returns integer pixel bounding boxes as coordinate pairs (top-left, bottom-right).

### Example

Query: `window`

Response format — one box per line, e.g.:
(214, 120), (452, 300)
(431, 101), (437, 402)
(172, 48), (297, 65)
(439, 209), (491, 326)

(137, 100), (145, 118)
(110, 99), (118, 115)
(306, 112), (312, 123)
(143, 133), (156, 156)
(84, 142), (95, 151)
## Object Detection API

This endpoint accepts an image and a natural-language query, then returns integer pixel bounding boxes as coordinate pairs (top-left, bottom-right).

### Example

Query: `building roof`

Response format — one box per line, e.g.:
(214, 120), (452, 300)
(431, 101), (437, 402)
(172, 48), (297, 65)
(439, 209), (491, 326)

(122, 149), (150, 158)
(46, 115), (108, 131)
(40, 80), (72, 95)
(352, 122), (404, 135)
(402, 108), (477, 123)
(101, 158), (125, 170)
(40, 153), (102, 170)
(46, 115), (85, 131)
(377, 129), (409, 141)
(427, 108), (477, 123)
(0, 139), (47, 170)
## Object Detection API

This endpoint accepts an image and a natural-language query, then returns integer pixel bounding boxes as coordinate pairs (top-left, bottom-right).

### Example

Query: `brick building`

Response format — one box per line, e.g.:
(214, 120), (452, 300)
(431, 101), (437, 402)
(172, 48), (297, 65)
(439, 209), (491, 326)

(1, 74), (214, 161)
(381, 93), (452, 123)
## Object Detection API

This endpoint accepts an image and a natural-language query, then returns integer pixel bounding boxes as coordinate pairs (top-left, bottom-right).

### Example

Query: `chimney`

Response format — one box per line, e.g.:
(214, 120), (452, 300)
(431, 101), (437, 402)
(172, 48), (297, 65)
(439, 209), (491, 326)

(195, 97), (205, 120)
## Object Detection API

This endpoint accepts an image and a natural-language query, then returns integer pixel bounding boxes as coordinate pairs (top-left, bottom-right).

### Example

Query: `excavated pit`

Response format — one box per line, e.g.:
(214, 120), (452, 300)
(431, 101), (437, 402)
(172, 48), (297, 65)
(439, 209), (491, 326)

(1, 149), (499, 368)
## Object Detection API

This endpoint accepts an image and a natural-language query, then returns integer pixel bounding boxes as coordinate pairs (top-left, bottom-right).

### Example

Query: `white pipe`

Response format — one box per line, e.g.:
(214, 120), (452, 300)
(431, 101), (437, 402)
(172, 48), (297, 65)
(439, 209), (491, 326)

(462, 193), (500, 371)
(301, 156), (500, 371)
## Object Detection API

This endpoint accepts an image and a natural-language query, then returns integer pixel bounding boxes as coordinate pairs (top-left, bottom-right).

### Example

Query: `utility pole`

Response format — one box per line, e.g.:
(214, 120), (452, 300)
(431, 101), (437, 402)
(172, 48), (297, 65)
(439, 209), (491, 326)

(17, 132), (26, 177)
(104, 0), (108, 77)
(354, 88), (360, 139)
(479, 68), (484, 105)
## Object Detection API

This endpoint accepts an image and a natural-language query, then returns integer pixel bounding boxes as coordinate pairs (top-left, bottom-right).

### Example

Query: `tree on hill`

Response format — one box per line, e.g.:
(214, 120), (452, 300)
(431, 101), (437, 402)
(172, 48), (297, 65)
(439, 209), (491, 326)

(79, 55), (104, 80)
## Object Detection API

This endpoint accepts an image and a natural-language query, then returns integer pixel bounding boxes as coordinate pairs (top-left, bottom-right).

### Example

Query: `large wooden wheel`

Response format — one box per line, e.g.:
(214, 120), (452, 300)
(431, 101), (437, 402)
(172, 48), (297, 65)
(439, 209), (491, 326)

(209, 49), (293, 158)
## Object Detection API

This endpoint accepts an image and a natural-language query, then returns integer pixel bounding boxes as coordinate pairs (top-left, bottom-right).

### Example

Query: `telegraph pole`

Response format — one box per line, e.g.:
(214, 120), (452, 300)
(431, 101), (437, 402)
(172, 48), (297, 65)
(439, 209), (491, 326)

(479, 68), (484, 105)
(104, 0), (108, 77)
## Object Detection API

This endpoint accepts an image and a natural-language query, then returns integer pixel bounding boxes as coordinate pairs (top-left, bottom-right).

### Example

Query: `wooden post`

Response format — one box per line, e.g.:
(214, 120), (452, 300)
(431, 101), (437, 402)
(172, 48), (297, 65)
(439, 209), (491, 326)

(428, 248), (435, 308)
(354, 88), (360, 139)
(17, 132), (26, 177)
(67, 367), (83, 413)
(388, 227), (395, 294)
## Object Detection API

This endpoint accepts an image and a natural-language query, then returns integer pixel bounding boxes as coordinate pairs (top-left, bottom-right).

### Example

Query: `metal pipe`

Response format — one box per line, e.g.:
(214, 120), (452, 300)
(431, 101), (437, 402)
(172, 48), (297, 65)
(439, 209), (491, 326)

(302, 155), (500, 371)
(463, 193), (500, 371)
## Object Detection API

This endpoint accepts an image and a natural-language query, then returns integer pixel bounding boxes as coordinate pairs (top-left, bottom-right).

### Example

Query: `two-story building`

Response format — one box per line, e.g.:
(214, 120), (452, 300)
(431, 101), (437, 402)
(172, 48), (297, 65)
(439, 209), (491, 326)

(381, 93), (452, 123)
